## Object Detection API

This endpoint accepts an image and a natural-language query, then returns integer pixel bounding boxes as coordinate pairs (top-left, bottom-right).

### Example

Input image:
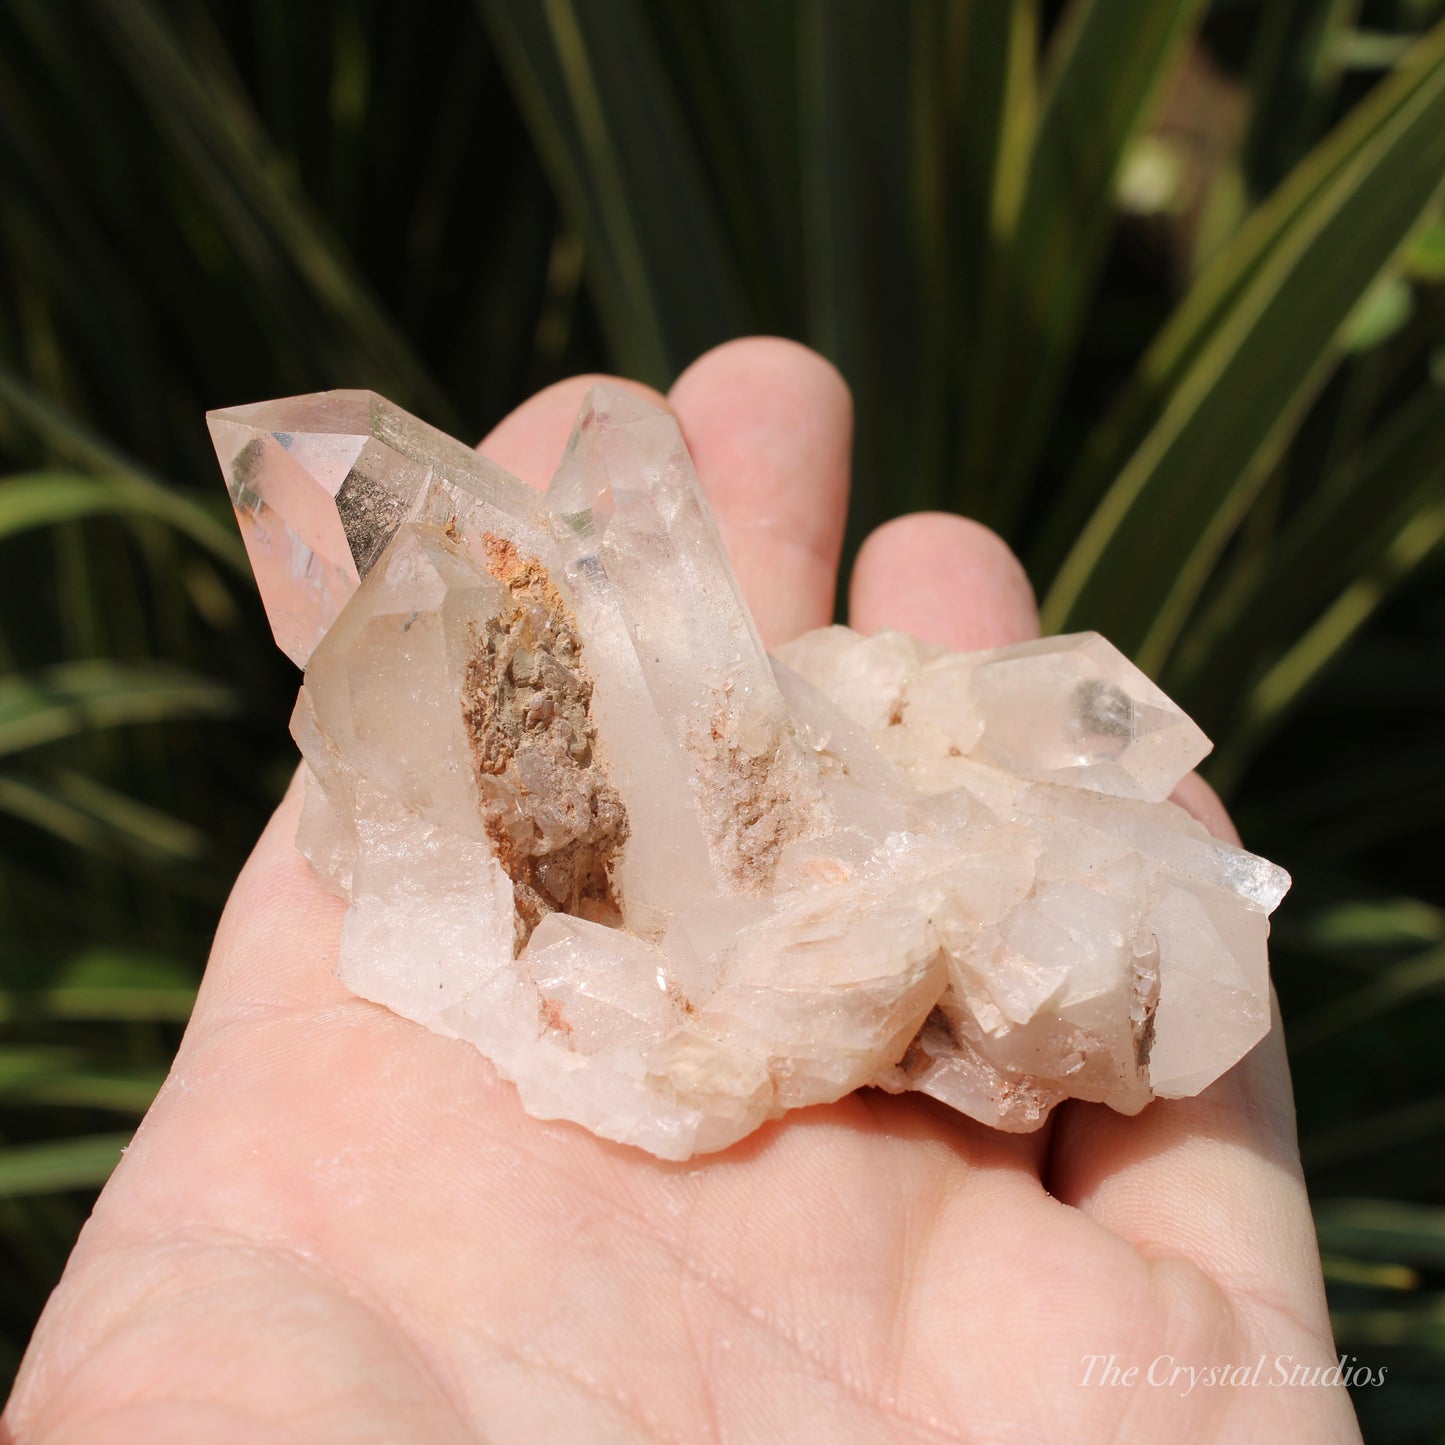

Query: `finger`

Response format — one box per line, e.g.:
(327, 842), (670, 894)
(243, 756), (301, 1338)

(186, 766), (347, 1027)
(478, 373), (669, 491)
(848, 512), (1050, 1176)
(848, 512), (1039, 650)
(1170, 770), (1240, 844)
(669, 336), (853, 648)
(1047, 810), (1329, 1339)
(1046, 1005), (1333, 1343)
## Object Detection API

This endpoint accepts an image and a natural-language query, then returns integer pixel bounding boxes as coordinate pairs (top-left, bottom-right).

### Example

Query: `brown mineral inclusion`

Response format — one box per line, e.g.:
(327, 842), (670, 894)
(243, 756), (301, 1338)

(463, 535), (627, 944)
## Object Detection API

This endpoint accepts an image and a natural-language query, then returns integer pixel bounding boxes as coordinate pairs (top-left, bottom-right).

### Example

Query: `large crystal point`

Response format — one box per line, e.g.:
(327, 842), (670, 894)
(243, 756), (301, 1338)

(208, 391), (551, 666)
(548, 385), (825, 895)
(212, 388), (1288, 1159)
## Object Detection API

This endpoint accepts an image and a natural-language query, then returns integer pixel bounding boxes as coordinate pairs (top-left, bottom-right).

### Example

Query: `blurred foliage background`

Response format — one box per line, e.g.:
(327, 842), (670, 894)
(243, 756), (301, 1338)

(1, 0), (1444, 1434)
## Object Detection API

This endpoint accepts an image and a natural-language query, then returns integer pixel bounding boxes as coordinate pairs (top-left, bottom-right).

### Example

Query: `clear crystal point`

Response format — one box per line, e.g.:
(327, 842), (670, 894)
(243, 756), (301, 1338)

(207, 390), (547, 667)
(548, 384), (825, 896)
(966, 632), (1212, 801)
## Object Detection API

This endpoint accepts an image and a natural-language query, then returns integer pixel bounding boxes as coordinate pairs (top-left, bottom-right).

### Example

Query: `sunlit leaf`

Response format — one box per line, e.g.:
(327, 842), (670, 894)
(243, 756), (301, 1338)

(1044, 20), (1445, 673)
(1340, 273), (1414, 352)
(0, 467), (245, 573)
(964, 0), (1205, 527)
(1044, 16), (1445, 581)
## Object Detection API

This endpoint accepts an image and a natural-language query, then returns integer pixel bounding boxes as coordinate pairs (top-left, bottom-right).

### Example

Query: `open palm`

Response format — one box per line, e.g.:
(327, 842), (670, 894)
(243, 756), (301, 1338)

(5, 340), (1360, 1445)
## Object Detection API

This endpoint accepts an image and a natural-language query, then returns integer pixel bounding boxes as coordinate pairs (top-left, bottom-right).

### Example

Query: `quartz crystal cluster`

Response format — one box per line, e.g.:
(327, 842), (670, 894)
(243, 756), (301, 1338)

(208, 387), (1288, 1160)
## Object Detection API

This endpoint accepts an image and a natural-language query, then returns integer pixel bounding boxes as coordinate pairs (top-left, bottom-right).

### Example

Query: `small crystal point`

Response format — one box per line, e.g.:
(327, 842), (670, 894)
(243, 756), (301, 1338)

(966, 632), (1212, 801)
(217, 389), (1287, 1159)
(208, 394), (374, 667)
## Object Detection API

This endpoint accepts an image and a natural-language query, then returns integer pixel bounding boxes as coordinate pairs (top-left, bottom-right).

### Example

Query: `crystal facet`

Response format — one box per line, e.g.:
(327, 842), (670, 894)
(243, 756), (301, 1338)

(211, 388), (1289, 1160)
(207, 391), (554, 666)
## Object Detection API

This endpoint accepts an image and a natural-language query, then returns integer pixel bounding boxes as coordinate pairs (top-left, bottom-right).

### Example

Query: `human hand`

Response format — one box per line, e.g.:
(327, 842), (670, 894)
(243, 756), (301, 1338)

(4, 339), (1360, 1444)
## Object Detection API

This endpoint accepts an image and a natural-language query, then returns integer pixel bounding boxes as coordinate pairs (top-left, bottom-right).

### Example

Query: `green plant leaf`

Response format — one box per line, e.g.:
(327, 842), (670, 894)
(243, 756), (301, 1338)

(1241, 0), (1360, 197)
(1172, 381), (1445, 749)
(1292, 941), (1445, 1048)
(476, 0), (751, 385)
(0, 771), (207, 861)
(648, 2), (803, 338)
(1340, 273), (1415, 351)
(1404, 210), (1445, 278)
(0, 472), (140, 536)
(938, 0), (1039, 520)
(0, 467), (244, 572)
(1331, 1297), (1445, 1354)
(796, 0), (987, 531)
(1320, 1255), (1419, 1289)
(962, 0), (1205, 527)
(0, 1049), (163, 1114)
(1256, 497), (1445, 695)
(1302, 896), (1445, 951)
(81, 0), (456, 426)
(0, 662), (234, 761)
(1043, 19), (1445, 673)
(1328, 28), (1423, 71)
(0, 950), (197, 1025)
(1316, 1199), (1445, 1268)
(0, 1133), (130, 1199)
(1303, 1091), (1445, 1169)
(1043, 21), (1445, 583)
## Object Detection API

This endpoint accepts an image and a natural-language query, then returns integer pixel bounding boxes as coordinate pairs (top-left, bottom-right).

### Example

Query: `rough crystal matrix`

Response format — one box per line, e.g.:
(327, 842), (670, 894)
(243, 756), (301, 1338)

(209, 387), (1288, 1160)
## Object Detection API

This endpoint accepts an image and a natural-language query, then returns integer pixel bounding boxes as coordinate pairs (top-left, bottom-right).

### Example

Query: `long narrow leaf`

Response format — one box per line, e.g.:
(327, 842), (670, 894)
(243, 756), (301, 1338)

(1044, 22), (1445, 577)
(963, 0), (1205, 529)
(1302, 895), (1445, 951)
(477, 0), (750, 385)
(0, 370), (247, 570)
(0, 1133), (129, 1199)
(1303, 1092), (1445, 1169)
(1214, 500), (1445, 786)
(0, 772), (207, 860)
(86, 0), (455, 424)
(1330, 1297), (1445, 1353)
(0, 1048), (163, 1115)
(1291, 942), (1445, 1048)
(797, 0), (952, 535)
(1315, 1200), (1445, 1269)
(1174, 383), (1445, 727)
(1043, 20), (1445, 672)
(0, 468), (245, 572)
(1241, 0), (1360, 197)
(943, 0), (1038, 519)
(0, 662), (234, 760)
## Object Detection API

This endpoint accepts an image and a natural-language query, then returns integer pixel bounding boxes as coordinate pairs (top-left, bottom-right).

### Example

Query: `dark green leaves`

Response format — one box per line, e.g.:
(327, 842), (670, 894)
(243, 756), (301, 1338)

(0, 1134), (131, 1200)
(1044, 20), (1445, 678)
(477, 0), (752, 385)
(962, 0), (1208, 527)
(0, 663), (233, 761)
